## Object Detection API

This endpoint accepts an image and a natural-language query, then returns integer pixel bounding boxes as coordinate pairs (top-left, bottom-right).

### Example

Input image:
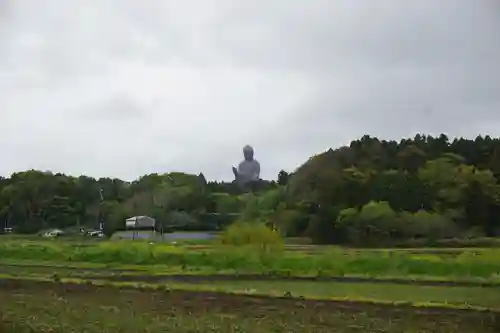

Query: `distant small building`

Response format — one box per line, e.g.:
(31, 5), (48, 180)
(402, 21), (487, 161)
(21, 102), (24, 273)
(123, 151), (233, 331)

(125, 216), (156, 229)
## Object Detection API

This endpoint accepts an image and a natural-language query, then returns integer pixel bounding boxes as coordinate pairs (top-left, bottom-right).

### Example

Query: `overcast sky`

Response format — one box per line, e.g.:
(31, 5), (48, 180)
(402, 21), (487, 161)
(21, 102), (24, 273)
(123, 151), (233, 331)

(1, 1), (499, 181)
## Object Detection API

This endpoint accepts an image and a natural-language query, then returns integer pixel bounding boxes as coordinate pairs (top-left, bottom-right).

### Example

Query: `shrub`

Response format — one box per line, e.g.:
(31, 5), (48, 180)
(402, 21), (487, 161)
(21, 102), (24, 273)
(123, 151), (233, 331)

(335, 202), (463, 246)
(217, 221), (283, 251)
(407, 210), (459, 240)
(274, 209), (309, 237)
(336, 201), (399, 245)
(305, 212), (338, 244)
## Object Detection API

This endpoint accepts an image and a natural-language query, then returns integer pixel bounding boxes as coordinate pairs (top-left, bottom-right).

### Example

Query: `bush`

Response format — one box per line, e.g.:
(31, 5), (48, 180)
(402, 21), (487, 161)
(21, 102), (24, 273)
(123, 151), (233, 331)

(335, 202), (463, 246)
(217, 221), (283, 251)
(406, 210), (459, 240)
(336, 201), (399, 245)
(274, 209), (309, 237)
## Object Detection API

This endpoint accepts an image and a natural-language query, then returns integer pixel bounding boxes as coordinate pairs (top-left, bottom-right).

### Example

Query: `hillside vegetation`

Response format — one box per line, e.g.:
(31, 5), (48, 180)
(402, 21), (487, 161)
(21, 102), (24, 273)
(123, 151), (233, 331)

(2, 134), (500, 246)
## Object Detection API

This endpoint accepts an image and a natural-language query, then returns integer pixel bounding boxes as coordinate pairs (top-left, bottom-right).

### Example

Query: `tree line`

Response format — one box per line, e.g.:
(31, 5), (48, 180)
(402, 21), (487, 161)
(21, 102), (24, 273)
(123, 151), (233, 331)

(1, 134), (500, 245)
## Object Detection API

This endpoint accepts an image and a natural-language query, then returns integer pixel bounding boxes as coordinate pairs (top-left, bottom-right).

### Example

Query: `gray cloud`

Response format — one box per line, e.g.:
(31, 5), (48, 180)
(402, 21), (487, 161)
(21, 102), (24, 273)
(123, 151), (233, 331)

(77, 94), (149, 121)
(1, 0), (499, 181)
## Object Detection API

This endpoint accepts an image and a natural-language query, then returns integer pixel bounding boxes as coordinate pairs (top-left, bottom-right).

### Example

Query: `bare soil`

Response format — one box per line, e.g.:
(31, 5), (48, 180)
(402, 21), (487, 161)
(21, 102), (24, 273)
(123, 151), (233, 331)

(1, 279), (498, 333)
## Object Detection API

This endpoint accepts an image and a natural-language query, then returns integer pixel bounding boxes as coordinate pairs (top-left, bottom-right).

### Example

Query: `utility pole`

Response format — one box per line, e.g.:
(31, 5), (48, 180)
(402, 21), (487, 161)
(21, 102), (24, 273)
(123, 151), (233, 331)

(152, 192), (158, 239)
(98, 187), (104, 230)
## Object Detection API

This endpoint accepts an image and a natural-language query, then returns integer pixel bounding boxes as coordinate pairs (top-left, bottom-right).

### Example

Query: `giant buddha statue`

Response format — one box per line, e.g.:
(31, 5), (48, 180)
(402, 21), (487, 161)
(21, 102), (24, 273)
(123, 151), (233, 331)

(232, 145), (260, 191)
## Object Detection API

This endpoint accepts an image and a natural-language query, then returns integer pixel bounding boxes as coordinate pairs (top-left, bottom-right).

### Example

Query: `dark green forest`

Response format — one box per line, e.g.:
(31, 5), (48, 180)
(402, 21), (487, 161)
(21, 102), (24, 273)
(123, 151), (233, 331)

(2, 134), (500, 246)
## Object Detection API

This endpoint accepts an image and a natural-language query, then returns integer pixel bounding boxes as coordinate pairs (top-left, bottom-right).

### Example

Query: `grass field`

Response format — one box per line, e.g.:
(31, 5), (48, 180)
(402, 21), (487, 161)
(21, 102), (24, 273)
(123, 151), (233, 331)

(1, 239), (500, 332)
(1, 240), (499, 280)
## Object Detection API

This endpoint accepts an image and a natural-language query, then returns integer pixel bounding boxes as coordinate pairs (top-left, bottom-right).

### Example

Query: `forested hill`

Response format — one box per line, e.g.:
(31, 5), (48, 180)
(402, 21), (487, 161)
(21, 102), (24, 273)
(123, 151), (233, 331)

(297, 134), (500, 175)
(1, 134), (500, 245)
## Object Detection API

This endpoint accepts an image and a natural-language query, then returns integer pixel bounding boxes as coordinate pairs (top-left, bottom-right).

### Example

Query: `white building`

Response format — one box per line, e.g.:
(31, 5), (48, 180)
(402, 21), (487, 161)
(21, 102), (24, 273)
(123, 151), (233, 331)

(125, 216), (156, 229)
